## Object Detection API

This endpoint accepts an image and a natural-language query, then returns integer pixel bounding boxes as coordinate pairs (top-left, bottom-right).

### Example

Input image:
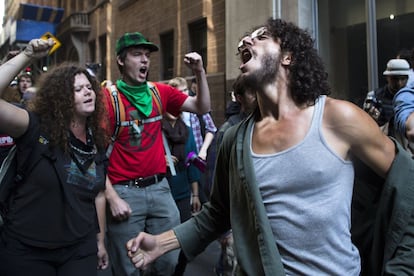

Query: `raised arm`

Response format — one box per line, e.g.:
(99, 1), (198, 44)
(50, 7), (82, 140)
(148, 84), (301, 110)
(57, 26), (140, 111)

(0, 38), (53, 137)
(180, 52), (211, 114)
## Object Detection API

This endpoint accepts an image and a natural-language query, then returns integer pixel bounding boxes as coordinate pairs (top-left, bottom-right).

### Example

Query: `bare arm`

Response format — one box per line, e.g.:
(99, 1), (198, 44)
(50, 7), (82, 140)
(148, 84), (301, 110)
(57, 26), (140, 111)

(198, 113), (217, 160)
(323, 98), (395, 178)
(104, 175), (132, 220)
(0, 38), (54, 137)
(95, 190), (109, 269)
(127, 230), (180, 269)
(198, 131), (215, 160)
(180, 52), (211, 114)
(191, 181), (201, 213)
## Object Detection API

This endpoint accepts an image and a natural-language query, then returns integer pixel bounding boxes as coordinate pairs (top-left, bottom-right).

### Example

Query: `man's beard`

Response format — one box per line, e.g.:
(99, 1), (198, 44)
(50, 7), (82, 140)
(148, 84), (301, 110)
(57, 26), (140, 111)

(242, 52), (280, 91)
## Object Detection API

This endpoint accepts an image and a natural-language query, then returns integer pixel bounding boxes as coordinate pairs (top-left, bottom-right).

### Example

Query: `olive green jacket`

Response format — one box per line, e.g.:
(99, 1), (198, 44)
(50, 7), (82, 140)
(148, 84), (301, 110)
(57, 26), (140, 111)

(174, 115), (285, 275)
(175, 117), (414, 276)
(352, 138), (414, 275)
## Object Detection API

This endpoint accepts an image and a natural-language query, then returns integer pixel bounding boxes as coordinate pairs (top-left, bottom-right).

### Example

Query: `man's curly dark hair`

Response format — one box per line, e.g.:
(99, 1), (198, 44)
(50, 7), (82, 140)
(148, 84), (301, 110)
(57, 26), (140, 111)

(265, 18), (331, 106)
(31, 62), (108, 153)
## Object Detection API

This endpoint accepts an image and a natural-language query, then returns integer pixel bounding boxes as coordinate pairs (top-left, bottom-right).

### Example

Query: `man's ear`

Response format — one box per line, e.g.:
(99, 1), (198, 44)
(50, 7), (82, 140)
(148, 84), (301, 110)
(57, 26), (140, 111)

(236, 94), (243, 104)
(281, 52), (292, 66)
(117, 56), (124, 66)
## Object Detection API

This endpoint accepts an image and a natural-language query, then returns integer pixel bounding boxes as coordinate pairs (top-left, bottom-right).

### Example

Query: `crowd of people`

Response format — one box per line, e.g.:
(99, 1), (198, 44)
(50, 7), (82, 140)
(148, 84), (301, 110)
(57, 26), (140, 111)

(1, 17), (414, 276)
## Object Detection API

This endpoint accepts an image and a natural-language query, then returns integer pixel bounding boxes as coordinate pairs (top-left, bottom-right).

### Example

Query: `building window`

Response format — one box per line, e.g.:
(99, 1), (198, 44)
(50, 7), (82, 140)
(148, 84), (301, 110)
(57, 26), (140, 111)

(318, 0), (414, 105)
(189, 18), (207, 68)
(160, 30), (174, 80)
(376, 5), (414, 88)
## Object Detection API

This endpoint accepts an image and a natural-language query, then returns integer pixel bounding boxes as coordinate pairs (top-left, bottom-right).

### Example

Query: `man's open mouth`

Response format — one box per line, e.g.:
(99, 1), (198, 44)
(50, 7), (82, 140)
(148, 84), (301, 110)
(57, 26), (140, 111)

(241, 49), (252, 64)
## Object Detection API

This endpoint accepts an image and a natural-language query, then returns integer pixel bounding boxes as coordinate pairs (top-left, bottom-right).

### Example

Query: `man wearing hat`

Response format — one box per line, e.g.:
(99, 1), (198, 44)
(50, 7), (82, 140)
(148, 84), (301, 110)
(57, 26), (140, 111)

(394, 86), (414, 154)
(393, 57), (414, 154)
(363, 58), (410, 136)
(103, 32), (211, 275)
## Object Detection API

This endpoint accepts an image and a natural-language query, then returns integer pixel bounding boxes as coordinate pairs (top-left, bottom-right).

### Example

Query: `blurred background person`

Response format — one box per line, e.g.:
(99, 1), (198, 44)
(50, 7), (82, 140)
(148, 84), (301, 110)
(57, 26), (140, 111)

(362, 58), (410, 136)
(172, 77), (217, 204)
(214, 75), (256, 276)
(17, 69), (34, 98)
(162, 109), (201, 276)
(396, 48), (414, 88)
(189, 78), (217, 203)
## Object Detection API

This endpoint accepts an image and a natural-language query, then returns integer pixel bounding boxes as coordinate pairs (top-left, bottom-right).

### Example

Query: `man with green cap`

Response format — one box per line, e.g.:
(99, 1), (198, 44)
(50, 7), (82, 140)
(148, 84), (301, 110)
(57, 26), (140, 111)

(103, 32), (211, 276)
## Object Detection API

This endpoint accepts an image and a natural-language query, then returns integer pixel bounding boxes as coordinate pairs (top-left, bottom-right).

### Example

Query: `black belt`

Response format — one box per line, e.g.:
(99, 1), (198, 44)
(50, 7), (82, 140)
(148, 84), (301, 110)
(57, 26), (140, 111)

(118, 174), (165, 188)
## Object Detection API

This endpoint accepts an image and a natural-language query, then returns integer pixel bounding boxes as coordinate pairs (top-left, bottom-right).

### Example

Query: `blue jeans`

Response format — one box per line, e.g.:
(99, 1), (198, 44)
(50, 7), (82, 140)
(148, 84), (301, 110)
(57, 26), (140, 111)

(106, 178), (180, 276)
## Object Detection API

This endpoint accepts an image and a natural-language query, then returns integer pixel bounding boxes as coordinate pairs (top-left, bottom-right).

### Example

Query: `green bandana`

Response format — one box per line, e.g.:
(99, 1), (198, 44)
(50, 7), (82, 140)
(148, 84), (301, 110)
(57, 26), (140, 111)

(116, 79), (152, 117)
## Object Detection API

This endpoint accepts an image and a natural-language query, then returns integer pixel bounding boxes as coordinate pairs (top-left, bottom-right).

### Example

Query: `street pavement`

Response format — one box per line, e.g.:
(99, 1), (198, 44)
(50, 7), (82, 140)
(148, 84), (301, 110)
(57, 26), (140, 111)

(98, 240), (221, 276)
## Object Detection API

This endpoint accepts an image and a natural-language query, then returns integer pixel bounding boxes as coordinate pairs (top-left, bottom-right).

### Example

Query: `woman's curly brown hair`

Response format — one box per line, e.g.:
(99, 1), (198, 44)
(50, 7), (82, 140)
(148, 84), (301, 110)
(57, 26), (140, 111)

(30, 62), (109, 153)
(265, 18), (331, 106)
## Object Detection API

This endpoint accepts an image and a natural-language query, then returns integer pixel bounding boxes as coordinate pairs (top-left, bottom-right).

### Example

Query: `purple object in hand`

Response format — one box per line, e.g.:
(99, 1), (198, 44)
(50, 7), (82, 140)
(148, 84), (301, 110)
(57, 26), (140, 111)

(185, 152), (207, 172)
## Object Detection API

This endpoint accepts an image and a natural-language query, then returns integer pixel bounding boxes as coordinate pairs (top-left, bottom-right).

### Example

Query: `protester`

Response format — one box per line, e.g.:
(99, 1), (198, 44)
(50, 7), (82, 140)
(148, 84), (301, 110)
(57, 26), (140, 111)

(104, 32), (210, 276)
(162, 109), (201, 276)
(166, 77), (202, 276)
(126, 18), (414, 275)
(393, 82), (414, 153)
(0, 39), (109, 275)
(362, 59), (410, 135)
(17, 69), (34, 97)
(181, 78), (217, 203)
(214, 75), (256, 276)
(216, 75), (257, 147)
(396, 48), (414, 88)
(162, 112), (201, 222)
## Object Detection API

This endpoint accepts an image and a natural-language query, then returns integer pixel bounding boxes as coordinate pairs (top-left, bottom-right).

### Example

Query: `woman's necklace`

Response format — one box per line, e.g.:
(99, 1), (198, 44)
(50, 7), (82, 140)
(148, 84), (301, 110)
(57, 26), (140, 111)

(69, 127), (97, 173)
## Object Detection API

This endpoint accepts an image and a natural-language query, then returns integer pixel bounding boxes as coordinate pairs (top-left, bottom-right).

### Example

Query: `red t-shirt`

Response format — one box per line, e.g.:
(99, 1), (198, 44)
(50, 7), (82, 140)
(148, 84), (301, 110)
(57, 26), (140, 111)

(104, 82), (188, 184)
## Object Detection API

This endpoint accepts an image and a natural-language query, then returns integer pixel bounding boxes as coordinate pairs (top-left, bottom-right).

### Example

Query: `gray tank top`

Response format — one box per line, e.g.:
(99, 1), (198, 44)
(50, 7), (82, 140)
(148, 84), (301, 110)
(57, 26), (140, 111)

(252, 96), (360, 275)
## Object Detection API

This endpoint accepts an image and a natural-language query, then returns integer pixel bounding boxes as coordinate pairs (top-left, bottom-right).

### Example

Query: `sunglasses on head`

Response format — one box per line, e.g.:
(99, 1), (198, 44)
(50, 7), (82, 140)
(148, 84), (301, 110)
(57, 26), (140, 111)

(237, 27), (268, 52)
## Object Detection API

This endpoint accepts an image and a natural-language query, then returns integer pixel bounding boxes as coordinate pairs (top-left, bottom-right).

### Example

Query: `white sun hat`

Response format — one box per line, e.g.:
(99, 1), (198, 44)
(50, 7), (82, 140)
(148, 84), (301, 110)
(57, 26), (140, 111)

(383, 59), (410, 76)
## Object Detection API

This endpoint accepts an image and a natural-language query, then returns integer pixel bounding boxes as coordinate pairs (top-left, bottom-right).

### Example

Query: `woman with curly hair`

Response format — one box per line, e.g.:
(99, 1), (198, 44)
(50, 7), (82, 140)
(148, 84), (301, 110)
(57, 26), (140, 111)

(125, 18), (405, 275)
(0, 38), (109, 275)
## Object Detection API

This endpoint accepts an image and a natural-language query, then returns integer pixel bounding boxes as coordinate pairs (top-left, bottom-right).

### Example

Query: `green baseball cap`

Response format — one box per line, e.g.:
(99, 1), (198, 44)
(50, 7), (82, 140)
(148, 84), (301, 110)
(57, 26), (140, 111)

(115, 32), (159, 55)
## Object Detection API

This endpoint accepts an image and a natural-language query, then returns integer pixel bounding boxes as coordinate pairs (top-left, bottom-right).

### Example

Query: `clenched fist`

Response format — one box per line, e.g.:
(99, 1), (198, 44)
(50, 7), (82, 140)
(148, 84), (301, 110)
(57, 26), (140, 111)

(23, 38), (55, 59)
